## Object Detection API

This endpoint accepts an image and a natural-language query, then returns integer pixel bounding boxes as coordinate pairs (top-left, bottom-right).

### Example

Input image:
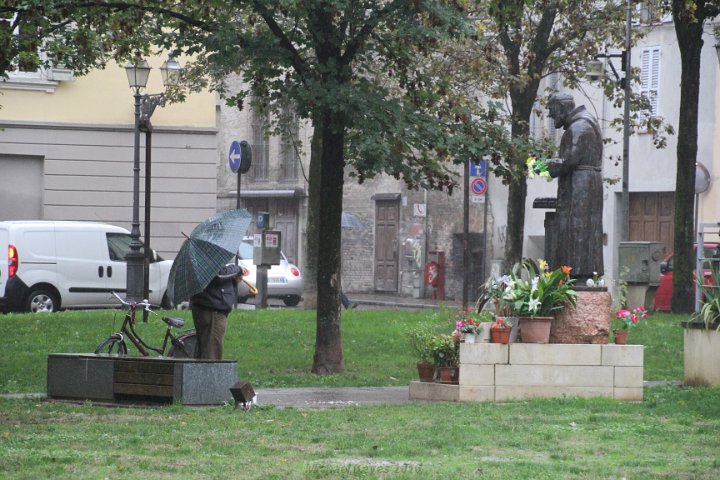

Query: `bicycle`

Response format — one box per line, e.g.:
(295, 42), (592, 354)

(95, 292), (197, 358)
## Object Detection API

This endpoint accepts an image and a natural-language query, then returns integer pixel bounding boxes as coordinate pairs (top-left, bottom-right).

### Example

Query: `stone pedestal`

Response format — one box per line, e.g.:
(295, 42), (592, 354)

(47, 354), (238, 405)
(550, 288), (612, 344)
(409, 343), (644, 403)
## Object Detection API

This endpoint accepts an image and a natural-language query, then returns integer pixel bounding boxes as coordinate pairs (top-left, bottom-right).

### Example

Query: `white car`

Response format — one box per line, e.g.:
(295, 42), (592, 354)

(0, 221), (172, 313)
(236, 239), (303, 307)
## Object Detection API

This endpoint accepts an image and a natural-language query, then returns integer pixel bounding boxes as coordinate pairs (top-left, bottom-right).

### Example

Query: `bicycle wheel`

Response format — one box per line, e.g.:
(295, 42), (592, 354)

(169, 332), (197, 358)
(94, 336), (128, 355)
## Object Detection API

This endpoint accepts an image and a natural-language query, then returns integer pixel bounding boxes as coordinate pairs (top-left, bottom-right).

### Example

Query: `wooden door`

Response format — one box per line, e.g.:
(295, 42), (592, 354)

(374, 200), (399, 291)
(629, 192), (674, 252)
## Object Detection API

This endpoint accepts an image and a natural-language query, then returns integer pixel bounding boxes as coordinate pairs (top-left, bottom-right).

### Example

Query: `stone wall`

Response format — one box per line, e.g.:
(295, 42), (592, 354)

(409, 343), (644, 403)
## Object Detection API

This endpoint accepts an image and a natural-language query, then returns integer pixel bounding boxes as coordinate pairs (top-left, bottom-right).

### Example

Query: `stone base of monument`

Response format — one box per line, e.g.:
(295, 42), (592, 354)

(409, 343), (644, 403)
(550, 287), (612, 344)
(47, 354), (237, 405)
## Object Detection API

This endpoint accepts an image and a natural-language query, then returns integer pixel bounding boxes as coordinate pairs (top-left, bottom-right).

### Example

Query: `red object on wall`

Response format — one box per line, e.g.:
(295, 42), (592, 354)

(425, 261), (439, 286)
(426, 251), (445, 300)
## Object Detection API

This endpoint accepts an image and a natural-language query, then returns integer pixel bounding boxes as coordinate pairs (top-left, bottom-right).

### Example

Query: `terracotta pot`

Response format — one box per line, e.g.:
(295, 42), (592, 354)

(490, 327), (511, 344)
(416, 362), (436, 382)
(438, 366), (459, 384)
(519, 316), (553, 343)
(614, 329), (629, 345)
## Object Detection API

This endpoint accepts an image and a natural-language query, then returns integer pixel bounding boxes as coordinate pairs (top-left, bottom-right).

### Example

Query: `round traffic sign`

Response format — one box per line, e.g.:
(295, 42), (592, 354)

(470, 177), (487, 195)
(228, 140), (242, 173)
(228, 140), (253, 173)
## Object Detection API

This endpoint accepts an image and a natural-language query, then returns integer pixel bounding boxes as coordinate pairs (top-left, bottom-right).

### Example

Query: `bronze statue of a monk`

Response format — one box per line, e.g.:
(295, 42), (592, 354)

(546, 92), (604, 281)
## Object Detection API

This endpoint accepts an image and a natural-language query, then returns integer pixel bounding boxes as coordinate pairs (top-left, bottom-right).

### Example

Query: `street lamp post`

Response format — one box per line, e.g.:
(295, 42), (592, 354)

(587, 0), (632, 242)
(124, 56), (182, 301)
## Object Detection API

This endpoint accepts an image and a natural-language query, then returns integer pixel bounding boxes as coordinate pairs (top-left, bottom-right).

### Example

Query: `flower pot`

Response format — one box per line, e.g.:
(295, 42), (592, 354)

(437, 366), (459, 384)
(490, 327), (511, 344)
(416, 362), (436, 382)
(519, 316), (553, 343)
(614, 329), (629, 345)
(464, 333), (476, 344)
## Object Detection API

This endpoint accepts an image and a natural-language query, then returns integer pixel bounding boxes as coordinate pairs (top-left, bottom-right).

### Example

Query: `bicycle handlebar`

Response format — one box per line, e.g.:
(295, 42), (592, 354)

(110, 291), (157, 314)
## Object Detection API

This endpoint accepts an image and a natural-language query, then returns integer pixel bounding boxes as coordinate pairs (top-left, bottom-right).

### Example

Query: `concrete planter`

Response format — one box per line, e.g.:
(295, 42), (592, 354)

(682, 321), (720, 387)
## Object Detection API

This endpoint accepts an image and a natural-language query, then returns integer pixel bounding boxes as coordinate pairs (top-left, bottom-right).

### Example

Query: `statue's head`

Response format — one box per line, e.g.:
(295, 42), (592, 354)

(547, 92), (575, 129)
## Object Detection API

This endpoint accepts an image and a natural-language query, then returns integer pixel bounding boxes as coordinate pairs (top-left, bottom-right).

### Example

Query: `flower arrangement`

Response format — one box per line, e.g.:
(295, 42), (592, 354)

(614, 306), (648, 330)
(526, 155), (552, 182)
(456, 319), (480, 335)
(495, 258), (578, 319)
(491, 317), (513, 330)
(450, 307), (494, 335)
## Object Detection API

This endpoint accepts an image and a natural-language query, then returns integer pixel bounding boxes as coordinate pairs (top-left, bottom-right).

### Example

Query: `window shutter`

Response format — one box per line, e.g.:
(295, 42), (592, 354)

(640, 47), (661, 119)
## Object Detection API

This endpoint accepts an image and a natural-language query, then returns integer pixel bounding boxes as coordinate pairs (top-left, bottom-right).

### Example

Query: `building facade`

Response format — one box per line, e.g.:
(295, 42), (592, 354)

(0, 58), (218, 259)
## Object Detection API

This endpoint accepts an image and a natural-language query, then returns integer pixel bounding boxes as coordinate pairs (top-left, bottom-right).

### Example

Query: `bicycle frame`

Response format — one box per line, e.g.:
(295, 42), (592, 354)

(104, 291), (190, 357)
(117, 306), (174, 356)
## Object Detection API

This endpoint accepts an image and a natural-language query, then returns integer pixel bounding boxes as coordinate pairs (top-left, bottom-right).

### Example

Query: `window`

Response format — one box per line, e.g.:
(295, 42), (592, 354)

(280, 109), (299, 181)
(639, 47), (661, 119)
(1, 12), (72, 91)
(250, 107), (269, 181)
(106, 233), (132, 262)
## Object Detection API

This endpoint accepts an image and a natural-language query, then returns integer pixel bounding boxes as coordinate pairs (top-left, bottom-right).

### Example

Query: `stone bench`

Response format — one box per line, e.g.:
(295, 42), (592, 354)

(409, 343), (643, 403)
(47, 354), (237, 405)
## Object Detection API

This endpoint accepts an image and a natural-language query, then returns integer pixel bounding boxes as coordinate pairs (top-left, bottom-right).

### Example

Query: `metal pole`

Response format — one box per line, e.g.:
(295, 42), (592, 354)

(463, 159), (469, 308)
(143, 128), (152, 319)
(126, 91), (145, 302)
(620, 0), (632, 241)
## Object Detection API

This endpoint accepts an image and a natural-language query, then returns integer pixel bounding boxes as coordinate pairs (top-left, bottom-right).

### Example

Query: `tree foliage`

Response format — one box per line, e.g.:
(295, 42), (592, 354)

(1, 0), (514, 372)
(459, 0), (648, 267)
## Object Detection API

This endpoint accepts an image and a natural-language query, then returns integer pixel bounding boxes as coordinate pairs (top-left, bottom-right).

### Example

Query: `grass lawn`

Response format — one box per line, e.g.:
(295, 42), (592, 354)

(0, 307), (687, 393)
(2, 306), (718, 479)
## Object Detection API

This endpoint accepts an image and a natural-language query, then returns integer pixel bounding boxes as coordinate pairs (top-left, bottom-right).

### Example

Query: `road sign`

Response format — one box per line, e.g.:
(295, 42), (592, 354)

(229, 141), (242, 173)
(229, 140), (252, 173)
(469, 159), (487, 178)
(470, 177), (487, 204)
(470, 177), (487, 195)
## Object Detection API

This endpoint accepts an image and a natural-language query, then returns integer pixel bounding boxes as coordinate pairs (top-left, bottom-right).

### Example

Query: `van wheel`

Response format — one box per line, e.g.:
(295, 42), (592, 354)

(27, 289), (59, 313)
(283, 295), (301, 307)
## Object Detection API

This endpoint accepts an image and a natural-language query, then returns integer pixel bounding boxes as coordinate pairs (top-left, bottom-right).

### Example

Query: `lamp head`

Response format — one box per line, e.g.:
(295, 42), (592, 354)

(586, 59), (605, 82)
(125, 57), (151, 90)
(160, 58), (183, 87)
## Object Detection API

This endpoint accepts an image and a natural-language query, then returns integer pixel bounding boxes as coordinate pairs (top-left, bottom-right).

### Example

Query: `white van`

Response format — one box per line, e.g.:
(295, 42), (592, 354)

(0, 221), (173, 313)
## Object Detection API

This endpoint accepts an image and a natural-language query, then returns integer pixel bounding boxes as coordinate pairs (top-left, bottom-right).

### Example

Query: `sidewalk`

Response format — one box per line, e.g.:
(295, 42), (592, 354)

(343, 291), (462, 310)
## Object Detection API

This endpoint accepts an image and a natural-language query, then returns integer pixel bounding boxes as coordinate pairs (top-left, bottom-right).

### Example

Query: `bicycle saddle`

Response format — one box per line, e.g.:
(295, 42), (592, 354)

(162, 316), (186, 328)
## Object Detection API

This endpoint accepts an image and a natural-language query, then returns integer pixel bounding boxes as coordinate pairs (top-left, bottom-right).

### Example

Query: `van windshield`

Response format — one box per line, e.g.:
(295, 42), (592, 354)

(107, 233), (132, 261)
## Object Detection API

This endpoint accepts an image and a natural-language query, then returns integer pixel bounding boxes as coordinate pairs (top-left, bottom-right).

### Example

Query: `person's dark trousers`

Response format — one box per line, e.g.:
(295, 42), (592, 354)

(340, 290), (351, 309)
(191, 306), (228, 360)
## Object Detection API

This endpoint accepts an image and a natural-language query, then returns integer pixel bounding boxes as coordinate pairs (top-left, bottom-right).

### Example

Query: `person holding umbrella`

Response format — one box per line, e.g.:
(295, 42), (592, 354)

(166, 209), (255, 359)
(190, 264), (247, 360)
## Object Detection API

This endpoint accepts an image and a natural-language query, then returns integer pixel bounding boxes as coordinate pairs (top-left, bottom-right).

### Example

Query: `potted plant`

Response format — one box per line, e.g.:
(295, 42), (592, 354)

(497, 259), (578, 343)
(490, 317), (513, 344)
(429, 334), (460, 384)
(613, 306), (648, 344)
(408, 322), (438, 382)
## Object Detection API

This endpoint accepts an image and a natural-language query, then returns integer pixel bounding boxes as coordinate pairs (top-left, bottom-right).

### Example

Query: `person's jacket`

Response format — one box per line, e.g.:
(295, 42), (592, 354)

(191, 264), (241, 314)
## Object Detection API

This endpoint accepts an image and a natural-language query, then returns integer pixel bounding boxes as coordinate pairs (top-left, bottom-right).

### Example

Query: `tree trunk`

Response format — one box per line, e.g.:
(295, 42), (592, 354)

(671, 6), (704, 313)
(503, 88), (537, 268)
(302, 132), (322, 310)
(311, 111), (346, 374)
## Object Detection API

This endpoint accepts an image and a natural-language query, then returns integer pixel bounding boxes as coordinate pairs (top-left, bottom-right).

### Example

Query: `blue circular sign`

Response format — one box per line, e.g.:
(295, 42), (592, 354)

(471, 177), (487, 196)
(228, 140), (242, 173)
